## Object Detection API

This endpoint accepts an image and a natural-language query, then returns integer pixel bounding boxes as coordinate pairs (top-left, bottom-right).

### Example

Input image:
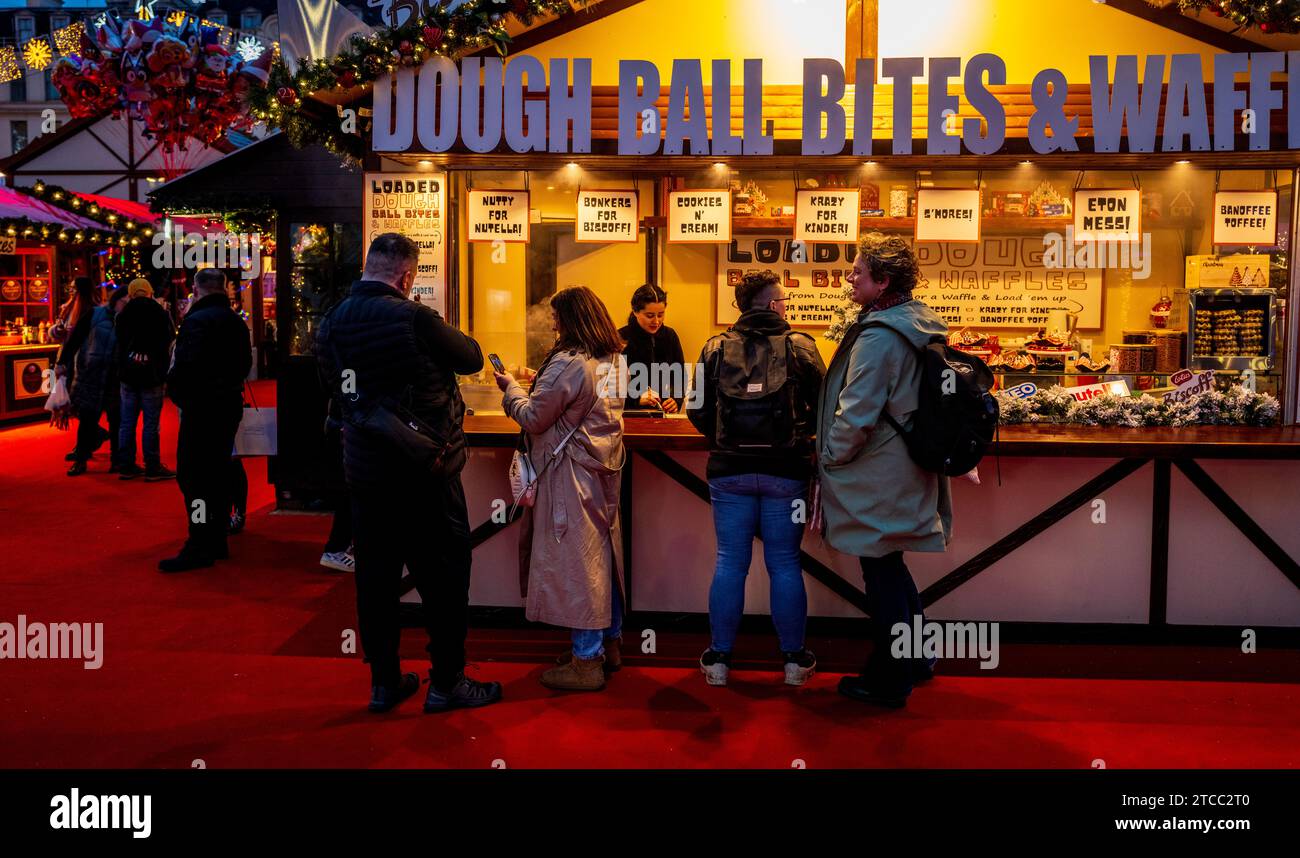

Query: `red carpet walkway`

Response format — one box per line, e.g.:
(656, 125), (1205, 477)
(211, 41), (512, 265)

(2, 388), (1299, 768)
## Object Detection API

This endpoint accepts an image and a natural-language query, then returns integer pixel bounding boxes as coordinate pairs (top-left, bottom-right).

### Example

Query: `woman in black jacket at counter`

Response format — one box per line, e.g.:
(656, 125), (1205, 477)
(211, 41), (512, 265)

(618, 284), (687, 414)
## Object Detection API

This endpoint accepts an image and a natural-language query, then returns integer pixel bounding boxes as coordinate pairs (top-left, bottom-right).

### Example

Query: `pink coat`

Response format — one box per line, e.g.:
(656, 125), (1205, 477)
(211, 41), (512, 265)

(503, 349), (625, 630)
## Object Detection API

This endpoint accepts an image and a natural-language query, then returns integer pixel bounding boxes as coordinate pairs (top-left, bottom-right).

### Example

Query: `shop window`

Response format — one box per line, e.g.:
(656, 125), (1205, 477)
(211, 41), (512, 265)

(458, 170), (654, 413)
(287, 222), (361, 356)
(10, 120), (28, 153)
(44, 70), (59, 102)
(240, 10), (262, 31)
(14, 15), (35, 44)
(10, 75), (26, 105)
(208, 10), (228, 26)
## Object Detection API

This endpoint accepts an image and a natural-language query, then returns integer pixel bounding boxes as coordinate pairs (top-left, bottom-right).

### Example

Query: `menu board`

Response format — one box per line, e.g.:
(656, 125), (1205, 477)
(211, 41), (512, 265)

(668, 190), (731, 243)
(915, 189), (981, 242)
(914, 238), (1103, 329)
(362, 172), (447, 315)
(466, 190), (530, 242)
(575, 190), (639, 243)
(794, 189), (859, 243)
(717, 235), (1103, 330)
(1073, 189), (1142, 243)
(1213, 191), (1278, 247)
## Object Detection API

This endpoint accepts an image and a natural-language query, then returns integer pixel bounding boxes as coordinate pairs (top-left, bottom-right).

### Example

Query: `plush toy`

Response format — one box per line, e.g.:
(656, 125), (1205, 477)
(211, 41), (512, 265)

(193, 29), (229, 94)
(120, 51), (153, 107)
(147, 34), (190, 90)
(175, 19), (201, 70)
(227, 49), (271, 107)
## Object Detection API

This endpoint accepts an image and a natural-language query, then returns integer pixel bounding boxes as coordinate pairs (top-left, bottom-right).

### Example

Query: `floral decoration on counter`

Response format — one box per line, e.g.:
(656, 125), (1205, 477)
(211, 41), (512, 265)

(997, 384), (1280, 428)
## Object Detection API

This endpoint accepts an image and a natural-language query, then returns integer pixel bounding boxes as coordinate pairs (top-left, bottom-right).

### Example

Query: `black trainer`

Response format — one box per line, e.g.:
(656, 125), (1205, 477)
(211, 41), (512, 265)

(423, 672), (503, 713)
(368, 672), (420, 713)
(837, 675), (908, 709)
(118, 463), (144, 480)
(158, 550), (214, 573)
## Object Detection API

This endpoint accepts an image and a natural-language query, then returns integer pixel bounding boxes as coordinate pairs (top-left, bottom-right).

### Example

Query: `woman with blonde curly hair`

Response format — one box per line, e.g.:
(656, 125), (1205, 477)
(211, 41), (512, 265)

(816, 233), (952, 709)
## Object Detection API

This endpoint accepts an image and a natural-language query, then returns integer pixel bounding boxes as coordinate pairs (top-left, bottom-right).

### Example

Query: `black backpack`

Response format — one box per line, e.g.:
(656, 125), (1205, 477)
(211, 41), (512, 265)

(869, 323), (998, 476)
(713, 329), (799, 451)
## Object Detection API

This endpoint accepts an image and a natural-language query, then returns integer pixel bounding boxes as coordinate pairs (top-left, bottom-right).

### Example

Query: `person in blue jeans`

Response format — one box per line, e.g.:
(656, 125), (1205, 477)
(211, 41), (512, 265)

(689, 271), (826, 687)
(114, 279), (175, 481)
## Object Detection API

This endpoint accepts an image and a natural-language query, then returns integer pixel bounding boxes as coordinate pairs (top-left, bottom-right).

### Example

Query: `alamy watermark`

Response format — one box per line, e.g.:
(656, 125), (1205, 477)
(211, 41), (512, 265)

(152, 226), (261, 280)
(891, 616), (1000, 670)
(1042, 226), (1152, 280)
(49, 789), (150, 838)
(0, 614), (103, 669)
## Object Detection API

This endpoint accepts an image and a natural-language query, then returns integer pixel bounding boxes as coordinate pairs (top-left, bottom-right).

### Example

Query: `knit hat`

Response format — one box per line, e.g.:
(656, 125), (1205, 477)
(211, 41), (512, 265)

(127, 278), (154, 299)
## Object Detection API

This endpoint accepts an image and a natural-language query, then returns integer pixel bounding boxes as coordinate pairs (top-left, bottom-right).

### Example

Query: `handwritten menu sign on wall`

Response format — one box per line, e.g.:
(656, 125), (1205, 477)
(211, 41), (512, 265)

(466, 190), (530, 242)
(668, 190), (731, 243)
(914, 238), (1103, 329)
(363, 172), (447, 314)
(915, 189), (981, 242)
(718, 235), (1103, 330)
(575, 190), (639, 243)
(1213, 191), (1278, 247)
(1073, 189), (1142, 242)
(794, 189), (859, 243)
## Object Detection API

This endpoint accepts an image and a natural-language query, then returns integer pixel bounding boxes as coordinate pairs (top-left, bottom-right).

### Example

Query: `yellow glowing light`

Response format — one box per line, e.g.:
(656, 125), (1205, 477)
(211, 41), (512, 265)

(21, 37), (53, 72)
(52, 23), (85, 58)
(0, 47), (19, 84)
(166, 11), (187, 27)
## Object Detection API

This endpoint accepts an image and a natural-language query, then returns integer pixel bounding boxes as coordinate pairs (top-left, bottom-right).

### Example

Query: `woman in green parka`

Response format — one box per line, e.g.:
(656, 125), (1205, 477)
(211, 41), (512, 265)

(817, 233), (952, 709)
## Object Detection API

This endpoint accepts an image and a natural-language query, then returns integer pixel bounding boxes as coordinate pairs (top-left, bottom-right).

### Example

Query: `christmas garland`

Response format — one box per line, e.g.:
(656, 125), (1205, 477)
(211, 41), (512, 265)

(245, 0), (592, 162)
(22, 180), (158, 235)
(1172, 0), (1300, 34)
(998, 384), (1280, 427)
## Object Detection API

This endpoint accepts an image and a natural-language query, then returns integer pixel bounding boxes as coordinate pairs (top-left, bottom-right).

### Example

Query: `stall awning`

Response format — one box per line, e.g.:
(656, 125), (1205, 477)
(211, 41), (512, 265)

(0, 185), (106, 231)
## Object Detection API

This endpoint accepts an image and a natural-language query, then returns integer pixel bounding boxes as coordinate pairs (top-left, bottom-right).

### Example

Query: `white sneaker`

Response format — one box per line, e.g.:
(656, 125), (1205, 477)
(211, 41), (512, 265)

(320, 549), (355, 572)
(783, 650), (817, 686)
(700, 649), (730, 686)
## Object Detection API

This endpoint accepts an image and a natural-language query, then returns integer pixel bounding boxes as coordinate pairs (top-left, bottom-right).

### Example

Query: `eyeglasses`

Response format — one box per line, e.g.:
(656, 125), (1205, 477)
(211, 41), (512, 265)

(768, 297), (789, 305)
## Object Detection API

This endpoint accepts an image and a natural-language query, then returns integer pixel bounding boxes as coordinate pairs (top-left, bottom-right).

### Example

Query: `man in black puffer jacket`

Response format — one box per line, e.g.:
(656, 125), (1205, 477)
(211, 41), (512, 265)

(316, 232), (502, 715)
(160, 268), (251, 573)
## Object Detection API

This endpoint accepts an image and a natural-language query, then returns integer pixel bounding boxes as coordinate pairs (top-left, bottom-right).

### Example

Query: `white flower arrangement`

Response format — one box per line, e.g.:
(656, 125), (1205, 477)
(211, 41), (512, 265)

(997, 384), (1281, 427)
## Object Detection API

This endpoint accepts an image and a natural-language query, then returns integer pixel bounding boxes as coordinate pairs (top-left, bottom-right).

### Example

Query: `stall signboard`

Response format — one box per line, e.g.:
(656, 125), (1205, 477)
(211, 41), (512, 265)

(363, 172), (447, 315)
(466, 190), (530, 242)
(915, 189), (981, 242)
(12, 355), (51, 400)
(718, 235), (1103, 329)
(913, 237), (1103, 329)
(1184, 253), (1271, 289)
(1213, 191), (1278, 246)
(794, 189), (859, 243)
(374, 53), (1300, 157)
(0, 237), (15, 254)
(669, 190), (731, 243)
(1163, 368), (1215, 403)
(575, 190), (639, 243)
(1073, 189), (1142, 242)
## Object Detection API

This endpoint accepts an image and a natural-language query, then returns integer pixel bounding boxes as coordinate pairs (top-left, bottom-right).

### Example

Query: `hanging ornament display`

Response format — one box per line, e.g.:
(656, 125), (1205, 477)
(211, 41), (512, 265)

(1175, 0), (1300, 34)
(52, 22), (86, 58)
(52, 8), (273, 154)
(22, 36), (54, 71)
(0, 46), (20, 84)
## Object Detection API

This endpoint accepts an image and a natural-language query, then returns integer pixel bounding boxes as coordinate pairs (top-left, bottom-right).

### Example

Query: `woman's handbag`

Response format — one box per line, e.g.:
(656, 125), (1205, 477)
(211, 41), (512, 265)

(508, 386), (604, 515)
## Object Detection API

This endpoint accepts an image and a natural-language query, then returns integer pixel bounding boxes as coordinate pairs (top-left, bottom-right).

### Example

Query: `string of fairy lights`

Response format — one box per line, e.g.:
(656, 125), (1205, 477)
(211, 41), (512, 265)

(0, 5), (272, 85)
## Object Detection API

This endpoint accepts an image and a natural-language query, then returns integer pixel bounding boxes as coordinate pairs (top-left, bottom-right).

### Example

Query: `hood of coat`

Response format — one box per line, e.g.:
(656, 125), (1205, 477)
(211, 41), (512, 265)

(856, 299), (948, 347)
(731, 308), (790, 336)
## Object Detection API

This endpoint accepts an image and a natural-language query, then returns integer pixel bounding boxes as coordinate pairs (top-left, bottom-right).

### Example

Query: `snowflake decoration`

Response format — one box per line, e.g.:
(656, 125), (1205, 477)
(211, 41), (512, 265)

(21, 37), (53, 72)
(0, 46), (20, 85)
(235, 36), (265, 63)
(136, 0), (159, 22)
(52, 22), (85, 58)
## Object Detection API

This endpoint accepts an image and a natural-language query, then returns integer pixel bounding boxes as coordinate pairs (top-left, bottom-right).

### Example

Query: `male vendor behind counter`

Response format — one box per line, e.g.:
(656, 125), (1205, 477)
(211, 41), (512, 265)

(619, 284), (687, 414)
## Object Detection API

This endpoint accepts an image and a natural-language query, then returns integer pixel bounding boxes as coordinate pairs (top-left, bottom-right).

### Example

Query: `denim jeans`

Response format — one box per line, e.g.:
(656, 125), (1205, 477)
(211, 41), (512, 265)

(707, 473), (809, 654)
(571, 583), (624, 660)
(117, 383), (165, 469)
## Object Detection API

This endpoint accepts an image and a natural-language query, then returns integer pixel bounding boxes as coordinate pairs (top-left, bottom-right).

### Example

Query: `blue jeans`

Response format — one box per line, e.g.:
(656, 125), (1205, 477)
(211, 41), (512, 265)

(708, 473), (809, 654)
(117, 384), (165, 469)
(571, 584), (624, 660)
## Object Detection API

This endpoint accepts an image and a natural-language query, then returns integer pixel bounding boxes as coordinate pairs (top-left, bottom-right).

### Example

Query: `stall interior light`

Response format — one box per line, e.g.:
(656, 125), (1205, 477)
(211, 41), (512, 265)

(712, 162), (727, 170)
(1019, 160), (1033, 166)
(566, 161), (578, 169)
(1106, 381), (1130, 396)
(864, 161), (877, 167)
(1175, 159), (1190, 165)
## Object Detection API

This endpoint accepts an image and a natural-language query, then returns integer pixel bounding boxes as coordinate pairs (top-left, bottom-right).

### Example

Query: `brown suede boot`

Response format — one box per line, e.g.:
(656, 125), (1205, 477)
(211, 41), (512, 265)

(555, 637), (622, 673)
(540, 654), (606, 691)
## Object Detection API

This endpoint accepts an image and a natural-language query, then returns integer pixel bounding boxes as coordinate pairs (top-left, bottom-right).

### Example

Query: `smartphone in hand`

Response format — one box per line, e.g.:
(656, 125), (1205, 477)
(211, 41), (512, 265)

(488, 353), (506, 374)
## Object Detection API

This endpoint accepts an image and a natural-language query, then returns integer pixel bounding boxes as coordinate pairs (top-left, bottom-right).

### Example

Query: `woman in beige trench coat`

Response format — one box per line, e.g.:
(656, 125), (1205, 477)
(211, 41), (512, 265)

(495, 286), (626, 692)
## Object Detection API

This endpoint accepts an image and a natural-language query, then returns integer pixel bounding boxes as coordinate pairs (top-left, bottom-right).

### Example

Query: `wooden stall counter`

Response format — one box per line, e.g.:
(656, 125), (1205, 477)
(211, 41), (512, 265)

(464, 413), (1300, 459)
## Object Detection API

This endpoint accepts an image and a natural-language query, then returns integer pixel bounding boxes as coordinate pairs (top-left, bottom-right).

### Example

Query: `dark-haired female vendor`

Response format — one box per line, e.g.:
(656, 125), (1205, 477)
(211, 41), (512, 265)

(618, 284), (687, 414)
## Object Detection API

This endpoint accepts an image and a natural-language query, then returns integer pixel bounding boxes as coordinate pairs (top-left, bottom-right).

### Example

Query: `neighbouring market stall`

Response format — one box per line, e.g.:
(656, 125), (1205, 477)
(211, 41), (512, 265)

(164, 0), (1300, 633)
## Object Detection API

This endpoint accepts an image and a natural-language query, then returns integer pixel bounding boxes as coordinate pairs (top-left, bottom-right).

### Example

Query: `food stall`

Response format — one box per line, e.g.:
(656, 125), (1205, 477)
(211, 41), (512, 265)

(0, 184), (121, 422)
(251, 0), (1300, 634)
